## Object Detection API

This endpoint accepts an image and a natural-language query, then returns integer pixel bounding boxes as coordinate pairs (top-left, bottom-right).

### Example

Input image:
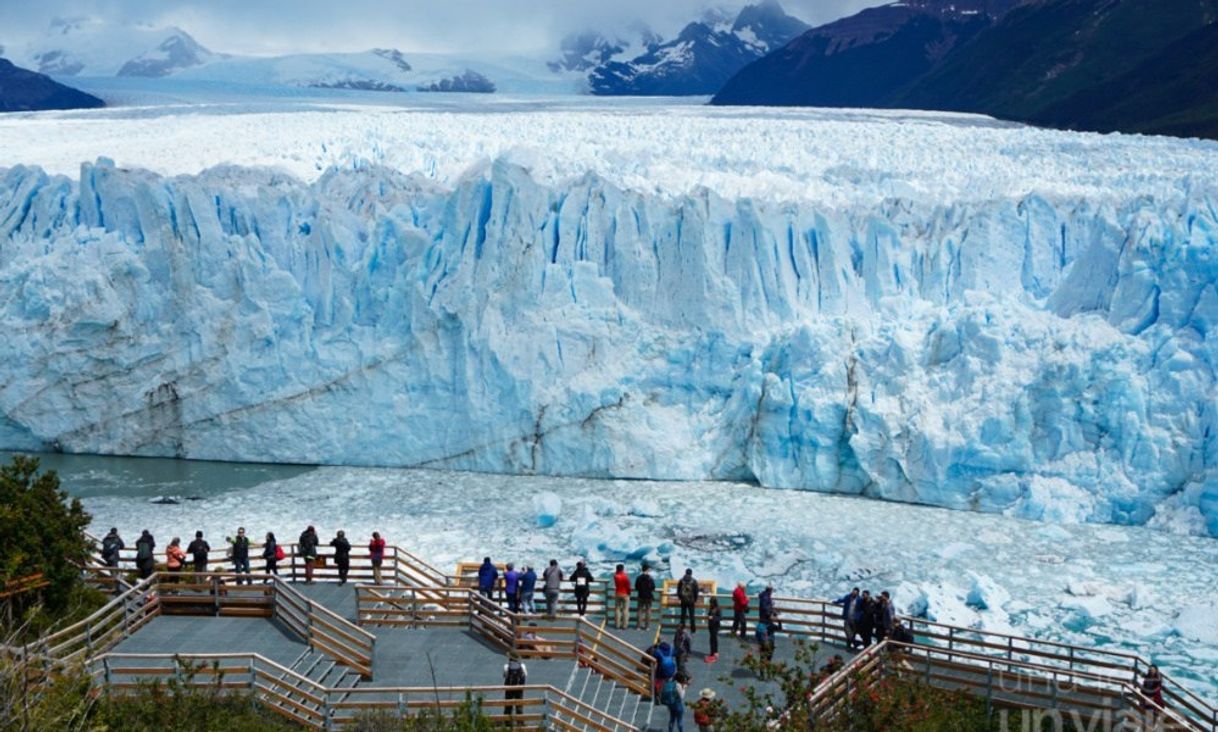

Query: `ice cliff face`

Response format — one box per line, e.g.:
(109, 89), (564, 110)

(2, 158), (1218, 536)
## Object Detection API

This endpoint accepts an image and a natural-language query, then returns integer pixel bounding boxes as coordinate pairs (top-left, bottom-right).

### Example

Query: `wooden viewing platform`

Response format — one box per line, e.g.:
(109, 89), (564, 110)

(3, 530), (1212, 731)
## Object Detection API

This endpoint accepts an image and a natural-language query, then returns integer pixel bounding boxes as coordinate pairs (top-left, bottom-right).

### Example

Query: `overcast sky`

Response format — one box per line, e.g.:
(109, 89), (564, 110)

(0, 0), (884, 55)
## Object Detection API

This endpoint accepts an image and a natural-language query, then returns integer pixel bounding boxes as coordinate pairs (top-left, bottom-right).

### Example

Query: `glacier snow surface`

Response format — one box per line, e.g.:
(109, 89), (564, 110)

(2, 102), (1218, 537)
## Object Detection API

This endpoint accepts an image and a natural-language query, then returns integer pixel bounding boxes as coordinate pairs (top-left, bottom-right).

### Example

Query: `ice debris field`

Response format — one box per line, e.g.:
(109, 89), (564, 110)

(3, 99), (1218, 540)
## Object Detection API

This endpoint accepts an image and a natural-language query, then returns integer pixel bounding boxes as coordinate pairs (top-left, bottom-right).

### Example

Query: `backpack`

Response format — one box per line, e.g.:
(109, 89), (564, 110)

(504, 660), (525, 686)
(660, 679), (680, 708)
(275, 545), (286, 561)
(658, 653), (676, 679)
(694, 702), (712, 727)
(136, 540), (152, 561)
(102, 536), (120, 558)
(679, 578), (696, 603)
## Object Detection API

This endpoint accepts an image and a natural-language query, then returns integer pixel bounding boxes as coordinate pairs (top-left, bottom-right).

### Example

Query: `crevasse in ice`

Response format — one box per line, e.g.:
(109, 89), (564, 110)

(2, 157), (1217, 536)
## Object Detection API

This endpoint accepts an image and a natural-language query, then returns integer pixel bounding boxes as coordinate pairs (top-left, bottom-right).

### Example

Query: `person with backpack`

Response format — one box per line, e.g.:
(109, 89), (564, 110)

(705, 597), (722, 663)
(673, 624), (693, 677)
(731, 581), (749, 639)
(504, 563), (520, 612)
(477, 557), (498, 600)
(101, 527), (124, 574)
(187, 531), (210, 575)
(228, 527), (252, 585)
(299, 526), (319, 584)
(521, 565), (538, 614)
(368, 532), (386, 584)
(660, 672), (688, 732)
(692, 688), (722, 732)
(330, 530), (352, 585)
(635, 564), (656, 630)
(651, 641), (677, 700)
(677, 569), (700, 631)
(613, 564), (631, 629)
(263, 532), (282, 580)
(503, 652), (527, 720)
(165, 537), (186, 583)
(570, 561), (594, 616)
(542, 559), (563, 617)
(135, 530), (156, 579)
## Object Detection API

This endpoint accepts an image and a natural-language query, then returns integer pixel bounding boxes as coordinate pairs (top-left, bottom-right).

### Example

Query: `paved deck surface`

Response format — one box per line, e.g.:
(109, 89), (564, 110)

(111, 615), (306, 667)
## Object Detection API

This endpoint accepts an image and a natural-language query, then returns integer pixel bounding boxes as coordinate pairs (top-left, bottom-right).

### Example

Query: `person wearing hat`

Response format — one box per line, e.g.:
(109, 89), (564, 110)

(692, 688), (723, 731)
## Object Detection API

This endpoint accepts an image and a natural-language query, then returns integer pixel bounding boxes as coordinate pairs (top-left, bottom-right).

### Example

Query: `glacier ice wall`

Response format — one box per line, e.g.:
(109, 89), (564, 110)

(2, 159), (1218, 535)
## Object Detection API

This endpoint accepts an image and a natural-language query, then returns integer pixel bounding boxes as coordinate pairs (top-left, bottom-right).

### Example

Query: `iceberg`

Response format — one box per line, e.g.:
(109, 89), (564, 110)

(1, 131), (1218, 537)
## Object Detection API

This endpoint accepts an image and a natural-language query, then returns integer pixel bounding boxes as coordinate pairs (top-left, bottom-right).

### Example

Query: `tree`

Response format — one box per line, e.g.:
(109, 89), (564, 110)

(0, 455), (93, 628)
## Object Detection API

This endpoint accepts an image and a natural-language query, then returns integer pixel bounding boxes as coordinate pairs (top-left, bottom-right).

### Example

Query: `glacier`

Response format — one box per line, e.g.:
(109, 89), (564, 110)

(2, 104), (1218, 536)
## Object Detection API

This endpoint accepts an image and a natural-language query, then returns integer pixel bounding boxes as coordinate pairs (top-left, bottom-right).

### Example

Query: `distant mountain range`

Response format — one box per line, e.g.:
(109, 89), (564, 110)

(0, 58), (103, 112)
(561, 0), (811, 96)
(714, 0), (1218, 140)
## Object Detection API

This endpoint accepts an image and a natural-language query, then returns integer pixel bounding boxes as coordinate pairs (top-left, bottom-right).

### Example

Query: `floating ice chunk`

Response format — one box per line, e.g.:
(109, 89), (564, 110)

(629, 498), (663, 517)
(936, 542), (974, 560)
(533, 492), (562, 528)
(1173, 599), (1218, 644)
(966, 572), (1010, 612)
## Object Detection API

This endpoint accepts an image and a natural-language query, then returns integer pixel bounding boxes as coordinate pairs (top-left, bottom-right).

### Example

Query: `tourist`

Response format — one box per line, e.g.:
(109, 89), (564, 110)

(731, 581), (749, 639)
(857, 590), (874, 646)
(187, 530), (210, 575)
(543, 559), (563, 617)
(263, 532), (281, 580)
(368, 532), (386, 584)
(613, 564), (631, 629)
(755, 619), (776, 664)
(330, 530), (351, 585)
(503, 651), (527, 720)
(674, 624), (692, 677)
(677, 569), (700, 632)
(834, 587), (862, 649)
(660, 672), (688, 732)
(101, 527), (124, 573)
(758, 584), (774, 626)
(652, 640), (677, 699)
(1141, 665), (1164, 719)
(692, 688), (721, 732)
(228, 527), (252, 585)
(299, 526), (319, 584)
(135, 529), (156, 580)
(890, 618), (914, 645)
(872, 593), (892, 642)
(636, 564), (656, 630)
(504, 563), (520, 612)
(705, 597), (722, 663)
(165, 537), (185, 582)
(521, 565), (538, 614)
(477, 556), (498, 600)
(571, 561), (594, 616)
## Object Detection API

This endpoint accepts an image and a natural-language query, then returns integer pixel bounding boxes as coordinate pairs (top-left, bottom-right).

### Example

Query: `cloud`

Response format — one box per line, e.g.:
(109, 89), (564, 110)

(1, 0), (884, 56)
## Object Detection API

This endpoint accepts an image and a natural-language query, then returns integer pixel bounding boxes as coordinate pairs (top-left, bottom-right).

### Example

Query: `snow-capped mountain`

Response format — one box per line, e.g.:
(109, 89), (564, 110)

(547, 23), (661, 74)
(0, 58), (104, 111)
(587, 0), (810, 95)
(11, 17), (219, 77)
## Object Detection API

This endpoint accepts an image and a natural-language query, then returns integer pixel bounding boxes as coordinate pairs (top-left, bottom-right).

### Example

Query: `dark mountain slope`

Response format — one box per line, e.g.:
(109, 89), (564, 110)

(0, 58), (104, 112)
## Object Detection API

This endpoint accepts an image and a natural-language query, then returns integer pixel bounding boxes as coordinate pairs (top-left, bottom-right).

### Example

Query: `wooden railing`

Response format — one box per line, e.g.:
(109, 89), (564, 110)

(92, 651), (639, 731)
(467, 591), (655, 700)
(355, 584), (471, 627)
(271, 577), (376, 680)
(806, 640), (888, 725)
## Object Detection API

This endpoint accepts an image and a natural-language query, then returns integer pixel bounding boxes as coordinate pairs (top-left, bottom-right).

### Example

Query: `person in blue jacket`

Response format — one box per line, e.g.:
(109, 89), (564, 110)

(520, 565), (538, 614)
(504, 563), (520, 612)
(477, 557), (498, 600)
(758, 584), (775, 624)
(834, 587), (862, 649)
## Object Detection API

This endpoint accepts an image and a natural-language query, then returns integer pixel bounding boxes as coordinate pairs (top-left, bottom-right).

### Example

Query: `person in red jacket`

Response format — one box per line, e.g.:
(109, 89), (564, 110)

(368, 532), (386, 584)
(731, 582), (749, 639)
(613, 564), (631, 629)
